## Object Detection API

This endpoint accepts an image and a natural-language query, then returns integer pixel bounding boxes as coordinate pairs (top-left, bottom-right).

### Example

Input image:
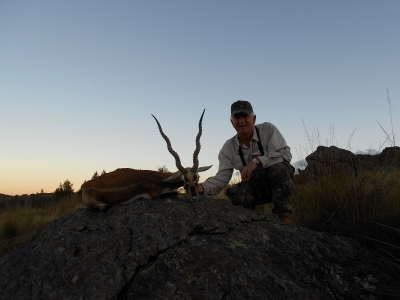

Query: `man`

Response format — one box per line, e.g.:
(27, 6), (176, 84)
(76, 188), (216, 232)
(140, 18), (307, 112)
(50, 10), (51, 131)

(197, 100), (295, 224)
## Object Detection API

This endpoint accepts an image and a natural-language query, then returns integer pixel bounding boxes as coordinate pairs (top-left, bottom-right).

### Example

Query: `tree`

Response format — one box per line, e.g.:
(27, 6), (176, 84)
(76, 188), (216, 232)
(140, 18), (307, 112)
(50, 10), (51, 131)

(54, 179), (74, 198)
(62, 179), (74, 196)
(158, 165), (169, 173)
(54, 183), (63, 198)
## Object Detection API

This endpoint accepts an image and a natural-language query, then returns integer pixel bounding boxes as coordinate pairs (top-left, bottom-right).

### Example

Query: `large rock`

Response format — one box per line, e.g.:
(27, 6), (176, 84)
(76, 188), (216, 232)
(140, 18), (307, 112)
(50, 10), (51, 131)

(299, 146), (400, 180)
(356, 146), (400, 169)
(1, 197), (399, 299)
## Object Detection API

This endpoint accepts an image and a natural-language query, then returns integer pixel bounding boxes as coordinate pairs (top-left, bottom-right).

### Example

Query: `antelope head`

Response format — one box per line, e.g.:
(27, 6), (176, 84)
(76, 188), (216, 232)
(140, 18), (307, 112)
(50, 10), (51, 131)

(152, 109), (212, 199)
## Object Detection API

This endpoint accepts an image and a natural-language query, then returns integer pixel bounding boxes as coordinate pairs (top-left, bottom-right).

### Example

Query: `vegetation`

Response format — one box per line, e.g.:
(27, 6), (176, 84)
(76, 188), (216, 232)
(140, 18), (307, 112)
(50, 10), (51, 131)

(158, 165), (169, 173)
(54, 179), (74, 198)
(292, 90), (399, 263)
(377, 89), (397, 148)
(0, 193), (83, 258)
(293, 167), (400, 264)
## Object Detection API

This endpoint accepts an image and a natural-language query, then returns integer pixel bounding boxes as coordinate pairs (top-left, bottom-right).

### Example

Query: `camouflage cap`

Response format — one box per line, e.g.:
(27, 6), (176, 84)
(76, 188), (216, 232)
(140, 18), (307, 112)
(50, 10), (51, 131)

(231, 100), (253, 116)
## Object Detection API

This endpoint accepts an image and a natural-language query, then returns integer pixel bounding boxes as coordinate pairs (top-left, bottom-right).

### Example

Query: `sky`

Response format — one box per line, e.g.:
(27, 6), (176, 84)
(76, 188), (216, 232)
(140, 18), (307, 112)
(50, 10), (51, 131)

(1, 1), (399, 195)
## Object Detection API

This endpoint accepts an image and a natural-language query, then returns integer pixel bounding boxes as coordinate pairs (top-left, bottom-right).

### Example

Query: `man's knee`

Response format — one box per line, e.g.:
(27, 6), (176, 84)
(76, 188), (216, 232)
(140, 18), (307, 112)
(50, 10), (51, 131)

(225, 162), (294, 210)
(267, 162), (294, 181)
(225, 182), (255, 209)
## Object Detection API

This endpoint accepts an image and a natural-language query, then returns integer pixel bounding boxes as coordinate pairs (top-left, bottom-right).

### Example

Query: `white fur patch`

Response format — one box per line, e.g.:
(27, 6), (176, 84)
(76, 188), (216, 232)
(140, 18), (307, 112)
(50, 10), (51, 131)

(120, 193), (151, 205)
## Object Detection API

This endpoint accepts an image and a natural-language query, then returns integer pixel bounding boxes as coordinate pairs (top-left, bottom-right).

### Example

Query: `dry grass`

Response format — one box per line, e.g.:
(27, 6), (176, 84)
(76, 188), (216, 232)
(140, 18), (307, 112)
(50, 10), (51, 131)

(292, 167), (400, 263)
(0, 194), (83, 257)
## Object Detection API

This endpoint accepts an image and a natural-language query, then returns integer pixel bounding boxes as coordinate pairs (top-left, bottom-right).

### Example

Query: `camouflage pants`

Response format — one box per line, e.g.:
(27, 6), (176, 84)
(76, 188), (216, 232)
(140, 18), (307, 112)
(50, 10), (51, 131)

(226, 162), (294, 215)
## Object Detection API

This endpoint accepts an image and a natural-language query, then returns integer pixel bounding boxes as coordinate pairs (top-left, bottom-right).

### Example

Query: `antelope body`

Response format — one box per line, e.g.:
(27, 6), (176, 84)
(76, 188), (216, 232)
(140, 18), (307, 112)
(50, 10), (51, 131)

(81, 109), (212, 209)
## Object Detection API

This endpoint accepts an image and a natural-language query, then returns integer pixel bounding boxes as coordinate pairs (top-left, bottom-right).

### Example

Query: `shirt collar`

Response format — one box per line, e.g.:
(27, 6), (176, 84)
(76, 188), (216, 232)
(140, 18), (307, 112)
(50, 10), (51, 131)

(235, 126), (258, 147)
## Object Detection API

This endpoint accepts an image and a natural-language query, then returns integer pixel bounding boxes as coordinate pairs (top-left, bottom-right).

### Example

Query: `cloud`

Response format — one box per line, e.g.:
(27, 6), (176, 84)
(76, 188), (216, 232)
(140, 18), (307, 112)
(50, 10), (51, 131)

(291, 160), (307, 174)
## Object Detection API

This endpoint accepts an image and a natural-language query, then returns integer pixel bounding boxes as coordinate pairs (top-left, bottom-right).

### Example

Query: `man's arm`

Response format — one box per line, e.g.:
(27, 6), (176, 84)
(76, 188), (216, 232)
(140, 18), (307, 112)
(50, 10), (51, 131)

(198, 145), (235, 196)
(240, 159), (259, 181)
(197, 183), (205, 194)
(257, 123), (292, 167)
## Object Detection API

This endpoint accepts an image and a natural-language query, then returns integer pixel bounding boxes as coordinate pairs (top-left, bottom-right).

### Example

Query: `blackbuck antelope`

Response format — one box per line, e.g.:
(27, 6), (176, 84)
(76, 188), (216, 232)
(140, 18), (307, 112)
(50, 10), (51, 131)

(81, 109), (212, 209)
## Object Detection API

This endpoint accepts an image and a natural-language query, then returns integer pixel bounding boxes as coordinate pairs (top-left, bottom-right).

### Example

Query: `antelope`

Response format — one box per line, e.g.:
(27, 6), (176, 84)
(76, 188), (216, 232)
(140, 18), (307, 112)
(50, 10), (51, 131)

(81, 109), (212, 209)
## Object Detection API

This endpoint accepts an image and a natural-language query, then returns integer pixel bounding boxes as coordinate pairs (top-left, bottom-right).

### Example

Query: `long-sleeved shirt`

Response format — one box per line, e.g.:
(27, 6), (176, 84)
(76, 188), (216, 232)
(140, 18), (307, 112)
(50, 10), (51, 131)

(202, 122), (292, 196)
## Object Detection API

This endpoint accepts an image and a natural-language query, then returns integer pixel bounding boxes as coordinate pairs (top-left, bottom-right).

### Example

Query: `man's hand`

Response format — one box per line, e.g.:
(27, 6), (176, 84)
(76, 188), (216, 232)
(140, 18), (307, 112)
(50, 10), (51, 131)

(197, 184), (204, 194)
(241, 162), (258, 181)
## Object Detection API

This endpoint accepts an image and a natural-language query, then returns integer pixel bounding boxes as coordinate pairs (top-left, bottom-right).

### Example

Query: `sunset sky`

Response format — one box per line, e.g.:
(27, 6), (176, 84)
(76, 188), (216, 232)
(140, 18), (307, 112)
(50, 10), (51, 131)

(1, 1), (399, 195)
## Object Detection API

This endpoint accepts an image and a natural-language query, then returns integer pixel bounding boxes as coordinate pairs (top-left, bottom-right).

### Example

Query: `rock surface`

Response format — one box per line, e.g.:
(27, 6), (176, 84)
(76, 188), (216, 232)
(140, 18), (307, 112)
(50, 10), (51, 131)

(1, 197), (399, 299)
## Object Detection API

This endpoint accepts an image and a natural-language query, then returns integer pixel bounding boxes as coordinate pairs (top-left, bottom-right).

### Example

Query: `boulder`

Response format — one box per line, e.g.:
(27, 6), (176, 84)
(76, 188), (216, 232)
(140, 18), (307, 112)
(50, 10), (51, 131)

(306, 146), (356, 165)
(299, 146), (360, 179)
(298, 146), (400, 180)
(356, 146), (400, 169)
(1, 197), (399, 299)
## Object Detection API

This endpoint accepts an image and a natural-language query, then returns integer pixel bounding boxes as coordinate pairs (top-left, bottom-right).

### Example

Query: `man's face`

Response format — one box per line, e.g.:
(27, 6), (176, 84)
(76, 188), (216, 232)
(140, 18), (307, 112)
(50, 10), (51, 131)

(231, 113), (256, 136)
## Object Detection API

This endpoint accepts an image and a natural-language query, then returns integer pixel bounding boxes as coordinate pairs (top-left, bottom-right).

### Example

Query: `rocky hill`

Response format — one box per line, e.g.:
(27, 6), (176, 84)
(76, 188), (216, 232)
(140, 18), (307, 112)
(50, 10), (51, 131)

(0, 196), (399, 299)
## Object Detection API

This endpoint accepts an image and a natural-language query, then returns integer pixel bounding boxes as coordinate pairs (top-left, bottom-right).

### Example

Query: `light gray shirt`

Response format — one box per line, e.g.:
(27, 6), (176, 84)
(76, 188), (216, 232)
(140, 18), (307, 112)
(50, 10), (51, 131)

(202, 122), (292, 196)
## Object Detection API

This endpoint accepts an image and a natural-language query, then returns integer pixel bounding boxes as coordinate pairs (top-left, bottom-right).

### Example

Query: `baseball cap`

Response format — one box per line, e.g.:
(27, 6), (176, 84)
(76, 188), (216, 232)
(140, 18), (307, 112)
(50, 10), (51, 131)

(231, 100), (253, 116)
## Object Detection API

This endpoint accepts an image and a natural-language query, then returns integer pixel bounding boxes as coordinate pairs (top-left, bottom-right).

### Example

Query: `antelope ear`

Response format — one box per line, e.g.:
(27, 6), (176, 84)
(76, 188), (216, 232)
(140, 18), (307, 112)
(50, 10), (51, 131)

(162, 172), (182, 182)
(197, 165), (213, 172)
